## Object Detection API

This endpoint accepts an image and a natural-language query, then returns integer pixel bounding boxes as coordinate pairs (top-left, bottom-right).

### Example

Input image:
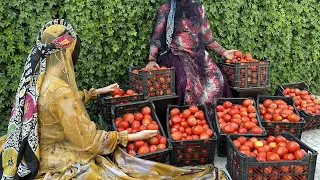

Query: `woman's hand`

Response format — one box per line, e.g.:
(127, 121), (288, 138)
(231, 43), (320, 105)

(96, 83), (119, 95)
(222, 49), (237, 60)
(146, 61), (160, 70)
(127, 130), (158, 141)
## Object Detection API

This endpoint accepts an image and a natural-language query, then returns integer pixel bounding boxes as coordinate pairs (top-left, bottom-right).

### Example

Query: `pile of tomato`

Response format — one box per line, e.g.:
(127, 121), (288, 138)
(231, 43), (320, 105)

(259, 99), (301, 122)
(131, 66), (172, 97)
(114, 106), (167, 156)
(168, 105), (214, 141)
(283, 88), (320, 114)
(110, 87), (140, 104)
(233, 135), (307, 162)
(216, 99), (264, 135)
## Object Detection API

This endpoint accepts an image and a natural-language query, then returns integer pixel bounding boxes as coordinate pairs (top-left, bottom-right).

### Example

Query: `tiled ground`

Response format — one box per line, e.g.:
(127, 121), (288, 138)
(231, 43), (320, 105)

(215, 129), (320, 179)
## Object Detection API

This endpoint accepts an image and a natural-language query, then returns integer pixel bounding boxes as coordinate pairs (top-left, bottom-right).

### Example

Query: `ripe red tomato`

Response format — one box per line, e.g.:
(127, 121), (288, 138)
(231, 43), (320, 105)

(223, 114), (232, 122)
(283, 153), (296, 160)
(131, 120), (141, 129)
(182, 109), (191, 118)
(159, 136), (167, 144)
(205, 129), (213, 137)
(243, 122), (255, 131)
(187, 115), (197, 126)
(123, 113), (135, 124)
(247, 105), (255, 113)
(244, 141), (254, 150)
(267, 152), (280, 161)
(273, 146), (288, 158)
(244, 53), (253, 61)
(267, 136), (275, 143)
(185, 127), (192, 135)
(216, 105), (225, 112)
(134, 113), (144, 121)
(192, 125), (204, 135)
(128, 149), (137, 156)
(294, 149), (307, 160)
(141, 106), (152, 115)
(171, 131), (183, 140)
(189, 105), (199, 114)
(147, 123), (159, 130)
(233, 140), (241, 148)
(238, 127), (248, 134)
(112, 88), (122, 96)
(149, 137), (159, 145)
(286, 141), (300, 154)
(275, 135), (286, 143)
(170, 108), (180, 116)
(234, 50), (242, 58)
(181, 121), (188, 128)
(222, 125), (235, 133)
(239, 145), (251, 151)
(223, 101), (233, 109)
(142, 118), (151, 125)
(138, 146), (150, 154)
(199, 132), (210, 139)
(288, 114), (300, 122)
(149, 145), (158, 152)
(192, 135), (199, 139)
(249, 137), (258, 143)
(171, 115), (182, 124)
(139, 125), (147, 131)
(194, 110), (205, 120)
(243, 99), (253, 107)
(134, 140), (145, 149)
(143, 114), (152, 121)
(118, 120), (129, 129)
(237, 136), (247, 144)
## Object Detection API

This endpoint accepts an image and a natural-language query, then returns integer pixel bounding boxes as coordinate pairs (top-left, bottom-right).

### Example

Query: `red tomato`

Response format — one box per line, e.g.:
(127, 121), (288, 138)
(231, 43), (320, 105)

(223, 101), (233, 109)
(237, 136), (247, 144)
(147, 123), (159, 130)
(189, 105), (199, 114)
(159, 136), (167, 144)
(244, 53), (253, 61)
(244, 141), (254, 150)
(123, 113), (135, 124)
(192, 135), (199, 140)
(216, 105), (225, 112)
(118, 121), (129, 129)
(231, 118), (241, 125)
(181, 121), (188, 128)
(251, 126), (263, 134)
(187, 115), (197, 126)
(233, 140), (241, 148)
(141, 106), (151, 115)
(247, 105), (255, 113)
(194, 110), (205, 120)
(222, 125), (235, 134)
(182, 109), (191, 118)
(249, 137), (258, 143)
(275, 135), (286, 143)
(157, 144), (167, 150)
(267, 152), (280, 161)
(223, 114), (232, 122)
(283, 153), (296, 160)
(273, 146), (288, 158)
(240, 111), (248, 117)
(263, 113), (273, 120)
(205, 129), (214, 137)
(144, 114), (152, 120)
(243, 122), (255, 131)
(238, 127), (248, 134)
(171, 115), (182, 124)
(286, 141), (301, 154)
(239, 145), (251, 151)
(267, 136), (275, 143)
(149, 145), (158, 152)
(128, 149), (137, 156)
(234, 50), (242, 58)
(149, 137), (159, 145)
(142, 118), (151, 125)
(112, 88), (122, 96)
(139, 125), (147, 131)
(134, 140), (145, 149)
(131, 121), (141, 129)
(243, 99), (253, 107)
(288, 114), (300, 122)
(170, 108), (180, 117)
(185, 127), (192, 135)
(217, 112), (225, 118)
(294, 149), (307, 160)
(192, 125), (204, 135)
(134, 113), (144, 121)
(138, 146), (150, 154)
(171, 131), (183, 140)
(199, 132), (210, 139)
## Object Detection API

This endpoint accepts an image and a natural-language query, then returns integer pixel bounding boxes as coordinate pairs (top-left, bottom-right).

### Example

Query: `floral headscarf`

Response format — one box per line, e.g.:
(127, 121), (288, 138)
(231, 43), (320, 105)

(0, 19), (77, 179)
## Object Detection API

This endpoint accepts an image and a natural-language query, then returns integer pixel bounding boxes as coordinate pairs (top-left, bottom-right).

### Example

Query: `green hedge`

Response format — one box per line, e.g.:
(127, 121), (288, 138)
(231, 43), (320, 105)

(1, 0), (319, 135)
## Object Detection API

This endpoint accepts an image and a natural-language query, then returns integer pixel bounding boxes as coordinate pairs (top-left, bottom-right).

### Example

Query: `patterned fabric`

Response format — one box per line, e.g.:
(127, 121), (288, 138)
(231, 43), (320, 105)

(149, 2), (228, 109)
(0, 19), (76, 179)
(166, 0), (176, 50)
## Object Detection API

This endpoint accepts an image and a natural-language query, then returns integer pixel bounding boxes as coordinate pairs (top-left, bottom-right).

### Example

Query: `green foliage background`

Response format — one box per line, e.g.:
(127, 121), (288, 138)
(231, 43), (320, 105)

(0, 0), (319, 135)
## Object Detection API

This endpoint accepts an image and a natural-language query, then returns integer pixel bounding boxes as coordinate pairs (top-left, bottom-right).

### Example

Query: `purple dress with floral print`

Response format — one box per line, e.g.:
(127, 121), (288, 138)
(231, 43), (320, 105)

(149, 2), (231, 117)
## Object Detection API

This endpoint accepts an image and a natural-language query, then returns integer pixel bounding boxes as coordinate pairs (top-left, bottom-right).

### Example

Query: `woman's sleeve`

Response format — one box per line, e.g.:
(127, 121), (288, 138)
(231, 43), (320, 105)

(200, 5), (226, 55)
(53, 87), (128, 155)
(149, 3), (170, 61)
(78, 88), (98, 104)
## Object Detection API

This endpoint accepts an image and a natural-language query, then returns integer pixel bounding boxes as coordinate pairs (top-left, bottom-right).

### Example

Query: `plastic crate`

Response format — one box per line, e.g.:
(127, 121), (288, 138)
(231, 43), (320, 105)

(214, 98), (267, 157)
(256, 95), (305, 139)
(111, 100), (172, 162)
(275, 82), (320, 131)
(226, 133), (318, 180)
(100, 93), (144, 131)
(128, 66), (176, 100)
(166, 105), (217, 166)
(218, 61), (270, 90)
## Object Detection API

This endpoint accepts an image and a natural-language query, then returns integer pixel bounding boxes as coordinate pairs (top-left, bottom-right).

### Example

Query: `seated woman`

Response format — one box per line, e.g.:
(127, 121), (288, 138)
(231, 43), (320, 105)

(147, 0), (235, 117)
(0, 19), (228, 179)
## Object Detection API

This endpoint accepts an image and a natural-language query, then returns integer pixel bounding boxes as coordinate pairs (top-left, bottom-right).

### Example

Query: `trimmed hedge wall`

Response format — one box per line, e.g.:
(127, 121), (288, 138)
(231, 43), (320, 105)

(0, 0), (319, 135)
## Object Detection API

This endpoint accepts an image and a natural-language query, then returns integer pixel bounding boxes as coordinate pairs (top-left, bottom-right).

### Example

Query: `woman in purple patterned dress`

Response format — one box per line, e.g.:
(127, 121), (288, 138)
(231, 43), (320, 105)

(147, 0), (235, 117)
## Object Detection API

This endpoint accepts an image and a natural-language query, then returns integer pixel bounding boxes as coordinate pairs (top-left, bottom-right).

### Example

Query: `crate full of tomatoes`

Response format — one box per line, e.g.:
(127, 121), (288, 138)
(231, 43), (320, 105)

(111, 100), (172, 162)
(166, 105), (216, 166)
(226, 133), (318, 180)
(100, 87), (143, 131)
(257, 95), (305, 139)
(218, 51), (270, 90)
(128, 66), (175, 99)
(275, 82), (320, 131)
(214, 98), (266, 157)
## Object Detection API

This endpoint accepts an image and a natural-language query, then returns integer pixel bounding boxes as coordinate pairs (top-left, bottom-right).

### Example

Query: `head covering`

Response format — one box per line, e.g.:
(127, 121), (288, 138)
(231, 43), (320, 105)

(1, 19), (77, 179)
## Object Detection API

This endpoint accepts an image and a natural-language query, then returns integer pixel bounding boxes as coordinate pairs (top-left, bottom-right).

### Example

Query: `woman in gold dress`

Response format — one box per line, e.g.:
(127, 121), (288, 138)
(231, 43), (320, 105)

(0, 19), (228, 180)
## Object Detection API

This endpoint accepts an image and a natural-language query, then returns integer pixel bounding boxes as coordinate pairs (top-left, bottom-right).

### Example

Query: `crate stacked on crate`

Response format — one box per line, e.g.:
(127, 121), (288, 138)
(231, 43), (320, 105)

(275, 82), (320, 131)
(256, 95), (305, 139)
(111, 100), (172, 162)
(166, 105), (217, 166)
(214, 98), (267, 157)
(128, 66), (175, 99)
(100, 87), (143, 131)
(218, 51), (270, 90)
(226, 133), (318, 180)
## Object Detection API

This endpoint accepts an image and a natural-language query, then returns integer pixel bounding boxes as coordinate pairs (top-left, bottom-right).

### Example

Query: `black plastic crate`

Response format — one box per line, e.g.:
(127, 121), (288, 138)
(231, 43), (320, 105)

(128, 66), (176, 100)
(226, 133), (318, 180)
(111, 100), (172, 162)
(214, 98), (267, 157)
(256, 95), (305, 139)
(275, 82), (320, 131)
(100, 93), (143, 131)
(218, 61), (270, 90)
(166, 104), (217, 166)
